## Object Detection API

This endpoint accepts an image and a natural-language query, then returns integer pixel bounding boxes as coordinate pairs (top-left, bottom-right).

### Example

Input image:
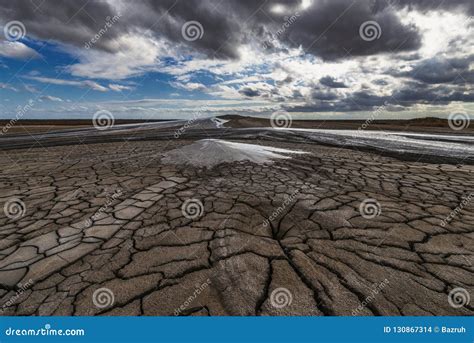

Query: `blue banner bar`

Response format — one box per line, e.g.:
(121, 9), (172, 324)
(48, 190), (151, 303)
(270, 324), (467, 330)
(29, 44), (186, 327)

(0, 316), (472, 343)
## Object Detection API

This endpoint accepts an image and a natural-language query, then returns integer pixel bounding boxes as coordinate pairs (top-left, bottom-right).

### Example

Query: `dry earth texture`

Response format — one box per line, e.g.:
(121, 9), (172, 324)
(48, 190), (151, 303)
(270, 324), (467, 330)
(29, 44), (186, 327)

(0, 123), (473, 316)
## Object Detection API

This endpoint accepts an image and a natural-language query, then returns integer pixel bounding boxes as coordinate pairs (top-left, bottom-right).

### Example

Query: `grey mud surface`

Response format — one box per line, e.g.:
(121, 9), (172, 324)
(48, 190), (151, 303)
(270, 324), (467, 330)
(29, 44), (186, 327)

(0, 135), (473, 316)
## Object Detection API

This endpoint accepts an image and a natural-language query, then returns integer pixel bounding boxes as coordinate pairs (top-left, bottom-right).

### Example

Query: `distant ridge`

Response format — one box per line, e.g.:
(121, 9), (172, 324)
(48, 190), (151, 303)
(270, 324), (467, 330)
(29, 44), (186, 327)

(216, 115), (469, 133)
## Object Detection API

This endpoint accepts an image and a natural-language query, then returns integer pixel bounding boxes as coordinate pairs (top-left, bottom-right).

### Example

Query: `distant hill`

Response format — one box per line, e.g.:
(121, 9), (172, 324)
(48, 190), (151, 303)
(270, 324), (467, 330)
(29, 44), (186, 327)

(217, 115), (472, 133)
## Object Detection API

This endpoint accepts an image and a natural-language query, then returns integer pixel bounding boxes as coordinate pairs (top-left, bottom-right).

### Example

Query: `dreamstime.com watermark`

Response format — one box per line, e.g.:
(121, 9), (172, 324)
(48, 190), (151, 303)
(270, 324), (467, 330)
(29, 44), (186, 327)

(270, 287), (293, 309)
(359, 20), (382, 41)
(270, 110), (293, 129)
(1, 99), (35, 135)
(92, 287), (115, 309)
(4, 20), (26, 41)
(174, 278), (211, 315)
(181, 198), (204, 220)
(440, 192), (473, 227)
(359, 198), (382, 219)
(5, 324), (85, 337)
(174, 103), (210, 138)
(181, 21), (204, 41)
(353, 102), (388, 137)
(84, 14), (122, 49)
(448, 287), (470, 308)
(84, 188), (123, 227)
(92, 110), (115, 130)
(0, 279), (34, 314)
(448, 112), (470, 131)
(352, 278), (390, 315)
(3, 198), (27, 220)
(263, 189), (299, 227)
(464, 16), (473, 30)
(262, 12), (300, 49)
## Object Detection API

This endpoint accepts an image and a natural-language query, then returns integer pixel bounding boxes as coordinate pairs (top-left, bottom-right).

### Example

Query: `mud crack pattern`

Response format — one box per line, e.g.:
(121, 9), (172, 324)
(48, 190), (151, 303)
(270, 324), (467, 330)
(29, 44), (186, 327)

(0, 139), (472, 316)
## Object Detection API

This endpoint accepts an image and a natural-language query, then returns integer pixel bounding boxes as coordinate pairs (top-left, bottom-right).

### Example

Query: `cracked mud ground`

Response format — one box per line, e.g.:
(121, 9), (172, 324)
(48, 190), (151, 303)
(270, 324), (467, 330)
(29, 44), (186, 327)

(0, 139), (473, 316)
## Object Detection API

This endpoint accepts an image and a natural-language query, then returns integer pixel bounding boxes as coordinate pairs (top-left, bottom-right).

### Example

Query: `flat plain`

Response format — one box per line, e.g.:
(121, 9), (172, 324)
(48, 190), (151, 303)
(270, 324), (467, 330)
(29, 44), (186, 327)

(0, 118), (472, 316)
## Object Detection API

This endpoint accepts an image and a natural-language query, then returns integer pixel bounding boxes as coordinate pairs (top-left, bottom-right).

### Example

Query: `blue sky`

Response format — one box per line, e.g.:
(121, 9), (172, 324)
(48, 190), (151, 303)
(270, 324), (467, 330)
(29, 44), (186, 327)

(1, 0), (473, 120)
(0, 38), (218, 118)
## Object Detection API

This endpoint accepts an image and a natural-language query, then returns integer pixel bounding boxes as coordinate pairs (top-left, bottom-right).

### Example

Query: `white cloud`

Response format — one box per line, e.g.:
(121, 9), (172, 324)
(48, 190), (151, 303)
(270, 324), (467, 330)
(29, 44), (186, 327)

(24, 84), (39, 93)
(40, 95), (63, 102)
(170, 81), (207, 92)
(399, 10), (472, 58)
(68, 32), (170, 80)
(0, 41), (39, 59)
(108, 84), (133, 92)
(25, 76), (109, 92)
(0, 82), (18, 92)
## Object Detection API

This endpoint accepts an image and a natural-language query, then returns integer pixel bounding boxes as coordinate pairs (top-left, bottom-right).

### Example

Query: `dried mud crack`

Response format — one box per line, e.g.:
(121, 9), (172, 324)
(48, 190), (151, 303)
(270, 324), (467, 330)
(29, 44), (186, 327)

(0, 139), (472, 316)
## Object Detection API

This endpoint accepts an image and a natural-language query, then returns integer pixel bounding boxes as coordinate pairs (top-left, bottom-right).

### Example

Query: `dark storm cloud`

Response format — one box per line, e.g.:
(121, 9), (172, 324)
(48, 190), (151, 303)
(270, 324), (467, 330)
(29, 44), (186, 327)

(372, 79), (389, 86)
(392, 82), (474, 103)
(1, 0), (472, 60)
(276, 75), (294, 86)
(127, 0), (304, 59)
(141, 0), (472, 61)
(131, 0), (249, 59)
(398, 56), (474, 84)
(0, 0), (121, 52)
(311, 89), (339, 101)
(0, 0), (293, 59)
(320, 76), (348, 88)
(398, 53), (422, 61)
(239, 87), (261, 97)
(287, 81), (474, 113)
(275, 0), (422, 60)
(146, 0), (471, 60)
